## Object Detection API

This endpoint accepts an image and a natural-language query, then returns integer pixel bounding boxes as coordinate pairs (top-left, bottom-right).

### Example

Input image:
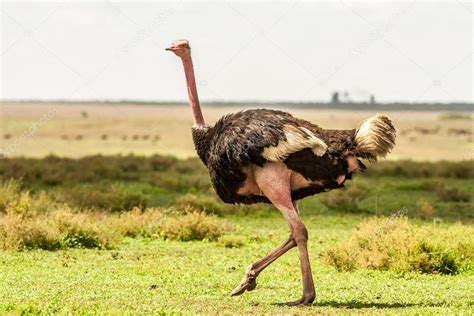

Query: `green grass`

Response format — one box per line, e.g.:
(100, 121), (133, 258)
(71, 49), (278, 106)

(0, 214), (472, 314)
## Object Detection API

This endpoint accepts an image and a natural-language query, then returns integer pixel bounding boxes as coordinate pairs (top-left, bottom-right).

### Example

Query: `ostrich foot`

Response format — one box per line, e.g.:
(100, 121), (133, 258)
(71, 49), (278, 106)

(230, 266), (257, 296)
(274, 294), (316, 306)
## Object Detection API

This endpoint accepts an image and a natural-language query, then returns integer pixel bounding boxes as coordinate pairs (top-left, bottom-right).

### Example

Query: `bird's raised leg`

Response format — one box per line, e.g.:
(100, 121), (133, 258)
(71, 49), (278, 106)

(231, 234), (296, 296)
(250, 162), (316, 306)
(231, 200), (302, 296)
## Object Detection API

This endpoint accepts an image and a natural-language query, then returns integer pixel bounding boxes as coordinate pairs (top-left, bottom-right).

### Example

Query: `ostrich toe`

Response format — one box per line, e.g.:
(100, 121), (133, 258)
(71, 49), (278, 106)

(274, 294), (316, 306)
(230, 266), (257, 296)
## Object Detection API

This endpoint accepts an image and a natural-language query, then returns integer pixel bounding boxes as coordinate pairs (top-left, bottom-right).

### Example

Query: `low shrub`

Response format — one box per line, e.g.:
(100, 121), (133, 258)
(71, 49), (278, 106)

(160, 212), (228, 241)
(173, 194), (224, 215)
(0, 180), (231, 250)
(0, 179), (23, 213)
(320, 185), (368, 212)
(0, 208), (230, 250)
(436, 186), (470, 202)
(0, 214), (62, 250)
(105, 207), (164, 238)
(0, 180), (60, 217)
(416, 200), (435, 220)
(325, 216), (474, 274)
(0, 208), (117, 251)
(218, 235), (245, 248)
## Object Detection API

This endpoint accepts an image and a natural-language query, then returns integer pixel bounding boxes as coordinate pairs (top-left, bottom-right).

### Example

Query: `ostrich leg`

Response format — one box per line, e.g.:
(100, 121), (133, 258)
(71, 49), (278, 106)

(231, 234), (296, 296)
(266, 194), (315, 305)
(231, 200), (301, 296)
(240, 162), (316, 305)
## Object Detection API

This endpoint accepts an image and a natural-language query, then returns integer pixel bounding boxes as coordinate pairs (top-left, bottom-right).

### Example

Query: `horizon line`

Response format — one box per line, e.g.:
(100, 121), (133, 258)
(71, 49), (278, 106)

(1, 99), (473, 106)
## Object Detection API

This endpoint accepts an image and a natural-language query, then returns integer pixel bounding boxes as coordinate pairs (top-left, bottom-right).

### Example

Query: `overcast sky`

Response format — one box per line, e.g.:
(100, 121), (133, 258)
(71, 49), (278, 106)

(1, 1), (472, 103)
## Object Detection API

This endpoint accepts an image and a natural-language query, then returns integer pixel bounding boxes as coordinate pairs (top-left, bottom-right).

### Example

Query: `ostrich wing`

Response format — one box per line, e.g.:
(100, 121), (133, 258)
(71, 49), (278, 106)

(262, 124), (327, 161)
(205, 109), (330, 204)
(209, 109), (327, 166)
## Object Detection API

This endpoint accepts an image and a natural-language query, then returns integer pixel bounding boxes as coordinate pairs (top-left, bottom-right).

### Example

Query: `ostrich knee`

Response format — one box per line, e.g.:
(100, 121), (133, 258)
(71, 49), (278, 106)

(292, 222), (308, 244)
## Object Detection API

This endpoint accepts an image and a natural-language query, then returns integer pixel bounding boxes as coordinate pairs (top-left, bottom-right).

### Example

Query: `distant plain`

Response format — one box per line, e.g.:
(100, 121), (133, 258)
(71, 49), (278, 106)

(1, 101), (472, 161)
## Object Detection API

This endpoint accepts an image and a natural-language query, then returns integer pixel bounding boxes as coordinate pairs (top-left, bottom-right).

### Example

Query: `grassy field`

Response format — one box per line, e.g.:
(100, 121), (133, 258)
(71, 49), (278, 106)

(1, 217), (472, 315)
(0, 156), (473, 315)
(0, 102), (473, 314)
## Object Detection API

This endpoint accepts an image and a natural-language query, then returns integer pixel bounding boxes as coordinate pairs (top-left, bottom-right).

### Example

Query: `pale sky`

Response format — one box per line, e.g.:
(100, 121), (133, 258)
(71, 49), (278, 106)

(1, 1), (473, 103)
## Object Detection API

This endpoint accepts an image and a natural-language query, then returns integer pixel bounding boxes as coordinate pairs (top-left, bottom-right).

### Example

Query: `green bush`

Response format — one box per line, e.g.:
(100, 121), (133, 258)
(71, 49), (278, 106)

(325, 216), (474, 274)
(218, 235), (245, 248)
(61, 230), (104, 249)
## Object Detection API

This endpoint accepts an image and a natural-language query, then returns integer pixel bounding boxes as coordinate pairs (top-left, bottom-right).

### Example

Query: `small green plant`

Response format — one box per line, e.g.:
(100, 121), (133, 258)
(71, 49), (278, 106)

(218, 235), (244, 248)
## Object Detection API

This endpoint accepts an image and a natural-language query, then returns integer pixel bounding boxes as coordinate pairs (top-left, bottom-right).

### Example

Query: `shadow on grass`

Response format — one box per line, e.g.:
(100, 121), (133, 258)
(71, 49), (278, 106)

(312, 300), (444, 309)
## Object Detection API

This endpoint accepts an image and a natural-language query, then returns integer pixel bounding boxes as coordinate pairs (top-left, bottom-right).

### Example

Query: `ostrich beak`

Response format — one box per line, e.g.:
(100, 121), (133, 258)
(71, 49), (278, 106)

(165, 46), (174, 51)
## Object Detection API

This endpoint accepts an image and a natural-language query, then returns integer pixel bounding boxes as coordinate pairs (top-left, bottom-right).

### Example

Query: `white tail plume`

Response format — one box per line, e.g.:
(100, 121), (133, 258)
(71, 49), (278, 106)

(355, 114), (396, 161)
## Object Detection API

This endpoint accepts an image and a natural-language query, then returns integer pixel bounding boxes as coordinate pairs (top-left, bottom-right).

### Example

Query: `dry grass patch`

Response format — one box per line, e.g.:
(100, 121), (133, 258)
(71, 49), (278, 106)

(0, 209), (117, 250)
(0, 207), (230, 250)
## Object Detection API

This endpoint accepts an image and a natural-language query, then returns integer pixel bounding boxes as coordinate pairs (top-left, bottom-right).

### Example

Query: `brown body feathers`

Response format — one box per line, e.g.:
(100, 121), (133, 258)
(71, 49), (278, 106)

(192, 109), (395, 204)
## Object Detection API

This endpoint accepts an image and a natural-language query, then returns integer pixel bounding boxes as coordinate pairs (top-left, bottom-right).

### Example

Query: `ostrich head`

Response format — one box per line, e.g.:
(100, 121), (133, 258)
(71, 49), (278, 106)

(166, 39), (191, 58)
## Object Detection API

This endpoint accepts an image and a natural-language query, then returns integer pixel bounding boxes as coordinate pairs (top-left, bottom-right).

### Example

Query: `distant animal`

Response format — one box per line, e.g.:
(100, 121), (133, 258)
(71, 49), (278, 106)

(414, 126), (440, 135)
(167, 39), (396, 306)
(448, 128), (471, 136)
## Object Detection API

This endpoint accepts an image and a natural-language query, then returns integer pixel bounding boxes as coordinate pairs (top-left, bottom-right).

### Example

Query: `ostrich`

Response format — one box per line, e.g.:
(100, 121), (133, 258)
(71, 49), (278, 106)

(166, 39), (396, 306)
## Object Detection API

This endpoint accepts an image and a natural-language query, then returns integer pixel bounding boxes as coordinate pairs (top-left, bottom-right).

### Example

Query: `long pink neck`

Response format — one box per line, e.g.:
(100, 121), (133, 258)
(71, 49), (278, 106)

(181, 55), (205, 126)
